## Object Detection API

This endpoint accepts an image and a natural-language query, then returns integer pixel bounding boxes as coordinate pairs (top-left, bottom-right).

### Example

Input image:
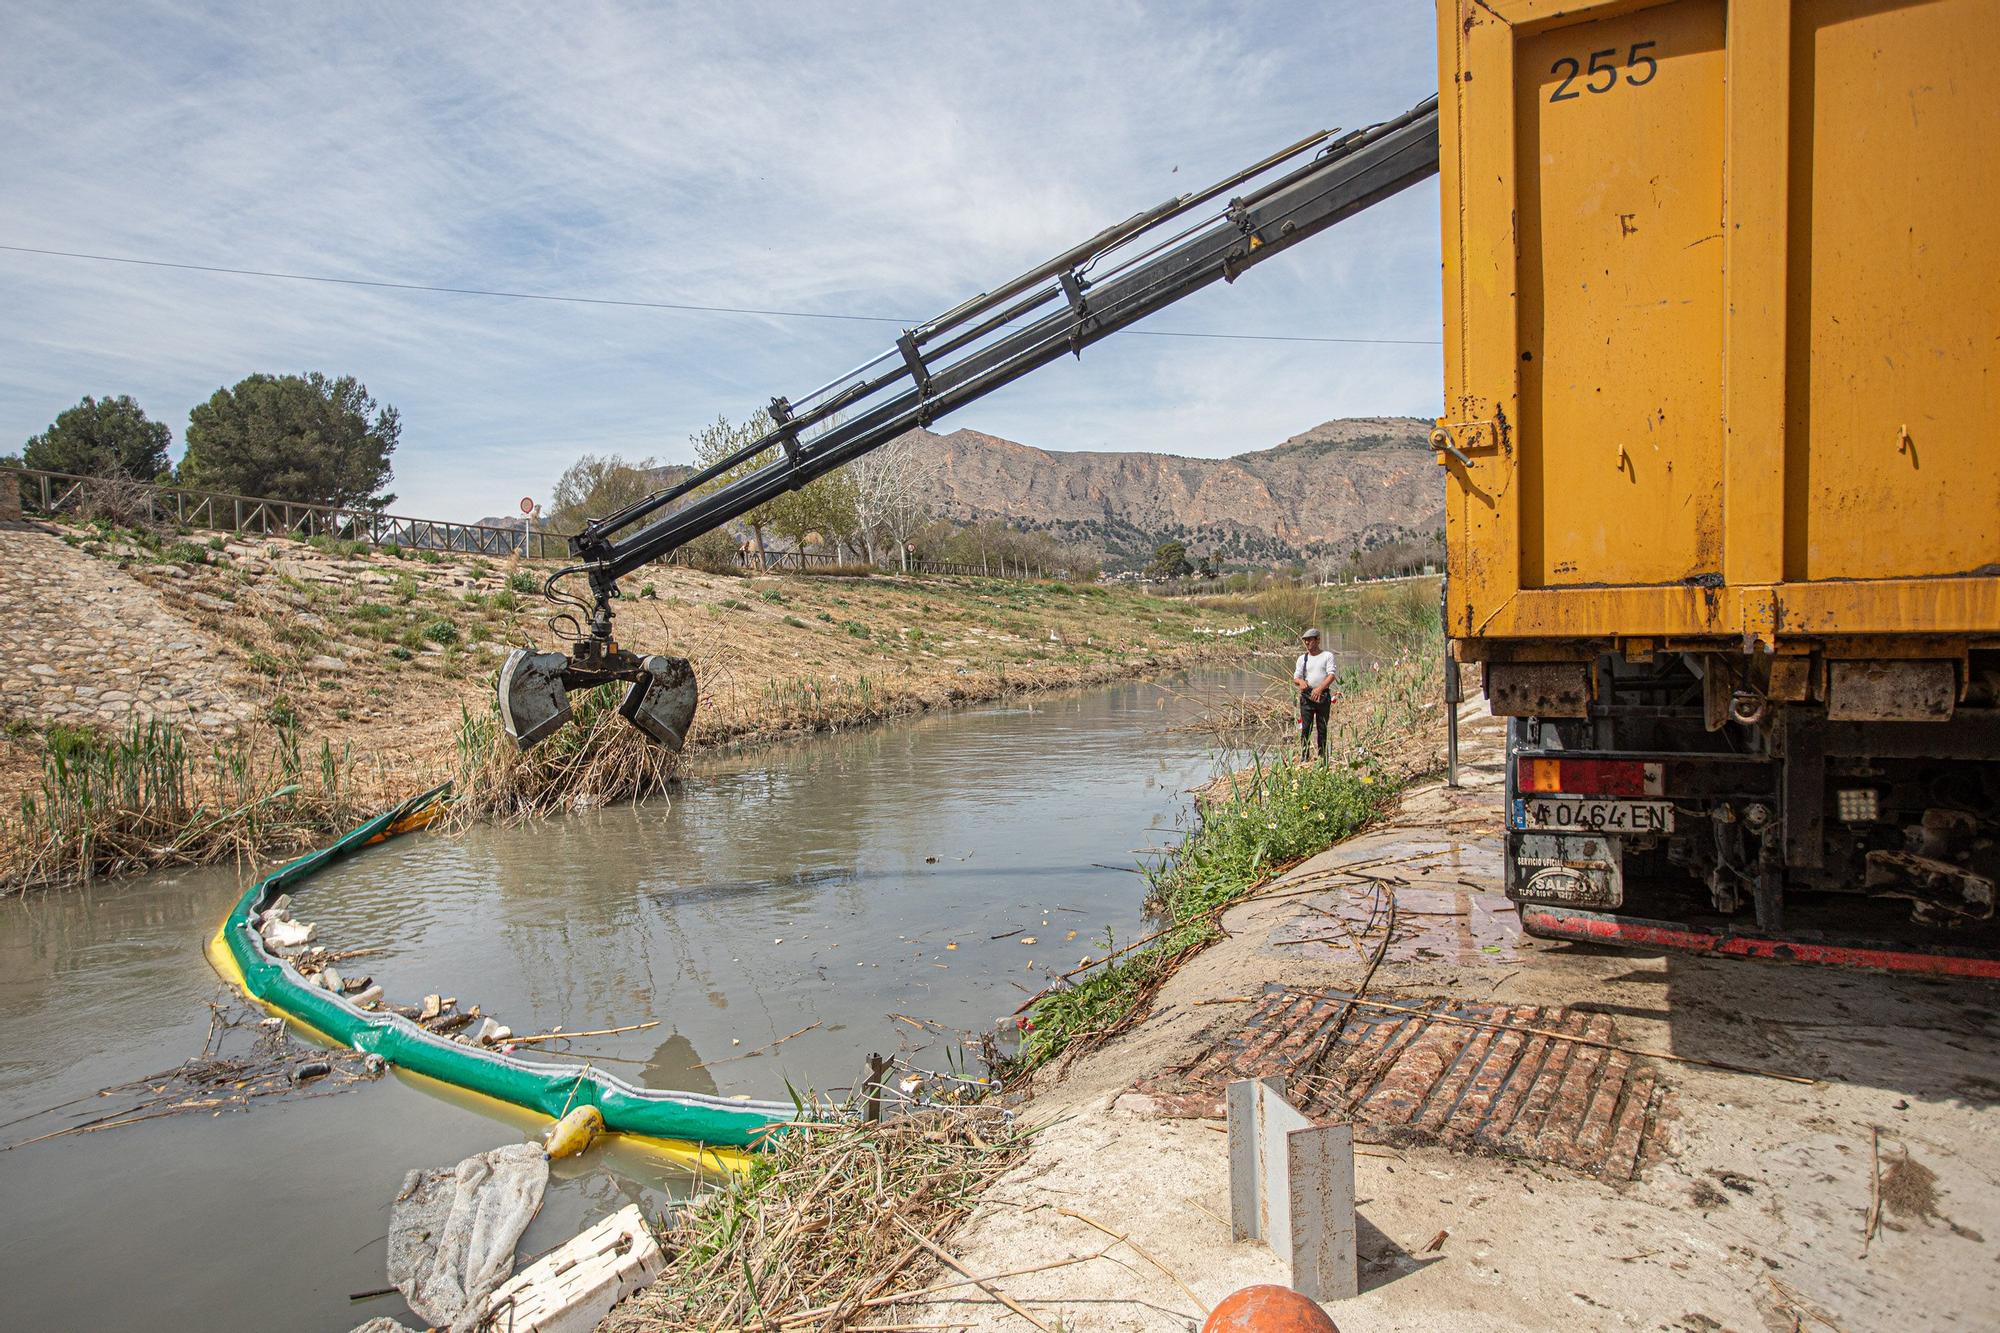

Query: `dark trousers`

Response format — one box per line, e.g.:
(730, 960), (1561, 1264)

(1298, 690), (1330, 758)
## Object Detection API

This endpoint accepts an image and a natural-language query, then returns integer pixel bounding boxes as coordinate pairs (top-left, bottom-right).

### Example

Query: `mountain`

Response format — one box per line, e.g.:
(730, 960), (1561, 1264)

(905, 416), (1443, 571)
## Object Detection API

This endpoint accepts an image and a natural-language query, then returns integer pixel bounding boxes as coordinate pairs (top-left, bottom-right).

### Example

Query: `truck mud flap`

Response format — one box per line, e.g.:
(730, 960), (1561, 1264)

(1520, 903), (2000, 980)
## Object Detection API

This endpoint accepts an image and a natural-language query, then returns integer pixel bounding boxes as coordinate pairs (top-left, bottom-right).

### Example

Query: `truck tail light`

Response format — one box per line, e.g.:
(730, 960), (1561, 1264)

(1518, 758), (1663, 796)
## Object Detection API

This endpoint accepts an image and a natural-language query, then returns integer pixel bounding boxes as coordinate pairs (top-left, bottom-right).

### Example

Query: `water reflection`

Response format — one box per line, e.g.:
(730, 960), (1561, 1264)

(0, 661), (1335, 1331)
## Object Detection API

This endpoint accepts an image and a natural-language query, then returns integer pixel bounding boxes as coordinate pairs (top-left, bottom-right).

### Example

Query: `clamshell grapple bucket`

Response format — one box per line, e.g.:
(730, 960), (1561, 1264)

(497, 646), (698, 752)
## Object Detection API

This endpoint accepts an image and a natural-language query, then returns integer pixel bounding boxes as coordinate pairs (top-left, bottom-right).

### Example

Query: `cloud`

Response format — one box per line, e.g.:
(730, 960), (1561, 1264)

(0, 0), (1441, 518)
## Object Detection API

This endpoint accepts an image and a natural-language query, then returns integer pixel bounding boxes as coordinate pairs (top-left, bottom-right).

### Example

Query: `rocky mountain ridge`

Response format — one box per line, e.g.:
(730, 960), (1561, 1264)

(905, 416), (1442, 569)
(497, 417), (1444, 570)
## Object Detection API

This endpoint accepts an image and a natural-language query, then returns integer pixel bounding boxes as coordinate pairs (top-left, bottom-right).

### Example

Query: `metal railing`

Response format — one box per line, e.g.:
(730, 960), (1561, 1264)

(665, 547), (1052, 579)
(1136, 566), (1441, 598)
(8, 465), (567, 558)
(4, 464), (1059, 580)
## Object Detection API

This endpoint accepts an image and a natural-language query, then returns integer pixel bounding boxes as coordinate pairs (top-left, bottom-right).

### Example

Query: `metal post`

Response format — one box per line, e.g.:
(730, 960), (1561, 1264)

(1227, 1076), (1356, 1301)
(863, 1053), (887, 1124)
(1445, 652), (1462, 788)
(1441, 573), (1461, 788)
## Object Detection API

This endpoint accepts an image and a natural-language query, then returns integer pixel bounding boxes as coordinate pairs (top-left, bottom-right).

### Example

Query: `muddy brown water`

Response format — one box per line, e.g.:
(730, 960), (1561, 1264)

(0, 649), (1385, 1331)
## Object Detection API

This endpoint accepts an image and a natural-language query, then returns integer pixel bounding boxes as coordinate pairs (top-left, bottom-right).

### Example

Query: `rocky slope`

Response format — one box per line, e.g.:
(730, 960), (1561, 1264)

(905, 416), (1443, 569)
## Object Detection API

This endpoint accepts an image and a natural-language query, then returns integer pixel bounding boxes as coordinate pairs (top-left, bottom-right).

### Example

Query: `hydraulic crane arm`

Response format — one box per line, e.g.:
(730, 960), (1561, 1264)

(500, 94), (1440, 750)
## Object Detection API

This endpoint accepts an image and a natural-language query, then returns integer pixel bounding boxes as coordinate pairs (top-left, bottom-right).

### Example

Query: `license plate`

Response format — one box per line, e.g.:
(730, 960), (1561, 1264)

(1512, 797), (1674, 834)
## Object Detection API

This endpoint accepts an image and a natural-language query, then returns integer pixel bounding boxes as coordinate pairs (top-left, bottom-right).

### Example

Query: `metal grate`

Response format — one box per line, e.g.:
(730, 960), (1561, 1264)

(1132, 984), (1663, 1180)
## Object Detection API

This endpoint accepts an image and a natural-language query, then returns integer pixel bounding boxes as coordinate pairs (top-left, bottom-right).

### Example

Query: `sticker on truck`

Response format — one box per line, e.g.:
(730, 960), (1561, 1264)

(1512, 831), (1623, 910)
(1511, 798), (1675, 834)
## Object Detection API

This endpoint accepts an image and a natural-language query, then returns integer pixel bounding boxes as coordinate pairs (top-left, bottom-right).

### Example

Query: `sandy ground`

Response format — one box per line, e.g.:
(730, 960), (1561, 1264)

(908, 708), (2000, 1332)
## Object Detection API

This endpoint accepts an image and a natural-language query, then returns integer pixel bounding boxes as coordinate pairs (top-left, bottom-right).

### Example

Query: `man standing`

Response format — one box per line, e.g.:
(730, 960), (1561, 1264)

(1293, 628), (1337, 762)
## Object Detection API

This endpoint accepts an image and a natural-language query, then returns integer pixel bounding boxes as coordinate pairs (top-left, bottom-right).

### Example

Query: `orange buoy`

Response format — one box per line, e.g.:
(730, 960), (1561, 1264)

(1202, 1284), (1340, 1333)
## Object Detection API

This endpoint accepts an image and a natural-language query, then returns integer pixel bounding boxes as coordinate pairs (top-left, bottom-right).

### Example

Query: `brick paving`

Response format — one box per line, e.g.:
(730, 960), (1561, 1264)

(1130, 983), (1663, 1180)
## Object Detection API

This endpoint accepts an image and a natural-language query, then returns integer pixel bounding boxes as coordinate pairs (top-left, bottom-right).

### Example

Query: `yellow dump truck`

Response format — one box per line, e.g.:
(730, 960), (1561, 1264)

(1437, 0), (1999, 972)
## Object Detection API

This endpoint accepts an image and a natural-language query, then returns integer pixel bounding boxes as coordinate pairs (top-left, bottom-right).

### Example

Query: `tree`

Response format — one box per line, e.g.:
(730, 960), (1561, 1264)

(768, 465), (859, 560)
(1147, 540), (1192, 580)
(847, 431), (944, 568)
(547, 453), (664, 535)
(688, 412), (780, 565)
(180, 372), (397, 508)
(21, 394), (171, 480)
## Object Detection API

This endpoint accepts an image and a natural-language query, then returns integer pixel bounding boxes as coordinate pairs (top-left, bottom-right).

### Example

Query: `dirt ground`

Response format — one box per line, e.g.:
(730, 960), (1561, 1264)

(0, 519), (1248, 808)
(909, 707), (2000, 1331)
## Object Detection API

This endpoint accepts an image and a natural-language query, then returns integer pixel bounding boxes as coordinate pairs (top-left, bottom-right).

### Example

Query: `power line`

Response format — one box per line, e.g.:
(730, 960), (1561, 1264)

(0, 242), (904, 325)
(0, 241), (1443, 347)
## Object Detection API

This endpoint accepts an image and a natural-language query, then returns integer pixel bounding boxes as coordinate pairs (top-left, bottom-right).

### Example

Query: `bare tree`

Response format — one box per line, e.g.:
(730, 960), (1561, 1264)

(846, 431), (944, 569)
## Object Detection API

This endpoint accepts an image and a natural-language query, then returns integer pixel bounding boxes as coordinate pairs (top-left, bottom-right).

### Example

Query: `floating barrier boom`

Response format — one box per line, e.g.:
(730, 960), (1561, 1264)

(213, 784), (798, 1150)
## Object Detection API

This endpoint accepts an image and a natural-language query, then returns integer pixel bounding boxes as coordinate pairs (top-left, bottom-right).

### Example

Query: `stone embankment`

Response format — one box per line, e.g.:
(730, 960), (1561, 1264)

(0, 523), (260, 735)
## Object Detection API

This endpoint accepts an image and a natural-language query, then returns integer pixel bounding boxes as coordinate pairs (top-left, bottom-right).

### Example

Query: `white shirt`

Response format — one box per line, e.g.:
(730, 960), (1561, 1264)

(1295, 649), (1336, 690)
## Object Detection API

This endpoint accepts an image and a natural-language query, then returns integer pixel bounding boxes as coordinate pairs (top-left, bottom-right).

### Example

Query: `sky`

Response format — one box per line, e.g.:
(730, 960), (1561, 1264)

(1, 1), (1444, 521)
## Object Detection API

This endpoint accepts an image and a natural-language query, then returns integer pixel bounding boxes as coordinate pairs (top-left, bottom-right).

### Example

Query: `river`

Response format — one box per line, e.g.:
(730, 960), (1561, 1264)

(0, 651), (1376, 1331)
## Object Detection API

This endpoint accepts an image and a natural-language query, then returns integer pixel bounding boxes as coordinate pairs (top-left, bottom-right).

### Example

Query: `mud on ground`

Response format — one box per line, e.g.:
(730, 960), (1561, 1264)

(910, 707), (2000, 1331)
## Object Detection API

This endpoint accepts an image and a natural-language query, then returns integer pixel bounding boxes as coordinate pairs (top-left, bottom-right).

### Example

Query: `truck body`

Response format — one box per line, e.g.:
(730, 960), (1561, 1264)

(1436, 0), (2000, 970)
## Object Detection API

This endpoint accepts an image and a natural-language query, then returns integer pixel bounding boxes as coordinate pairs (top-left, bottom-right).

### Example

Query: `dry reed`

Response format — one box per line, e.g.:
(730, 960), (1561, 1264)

(608, 1104), (1030, 1332)
(450, 681), (678, 822)
(0, 720), (387, 893)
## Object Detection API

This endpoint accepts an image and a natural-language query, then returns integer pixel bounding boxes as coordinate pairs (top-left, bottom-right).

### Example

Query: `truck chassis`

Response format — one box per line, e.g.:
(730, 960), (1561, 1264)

(1498, 648), (2000, 976)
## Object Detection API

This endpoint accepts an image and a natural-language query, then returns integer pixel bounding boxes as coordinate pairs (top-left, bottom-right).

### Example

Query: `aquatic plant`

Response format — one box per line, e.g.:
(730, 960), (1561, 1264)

(0, 719), (368, 892)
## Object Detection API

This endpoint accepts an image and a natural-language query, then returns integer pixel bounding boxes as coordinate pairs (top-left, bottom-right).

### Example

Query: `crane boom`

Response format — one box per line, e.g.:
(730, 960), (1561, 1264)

(499, 94), (1440, 750)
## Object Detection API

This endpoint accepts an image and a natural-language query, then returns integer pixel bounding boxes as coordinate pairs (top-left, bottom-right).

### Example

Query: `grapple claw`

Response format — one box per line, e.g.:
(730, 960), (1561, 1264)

(498, 648), (575, 749)
(497, 647), (699, 752)
(619, 655), (699, 751)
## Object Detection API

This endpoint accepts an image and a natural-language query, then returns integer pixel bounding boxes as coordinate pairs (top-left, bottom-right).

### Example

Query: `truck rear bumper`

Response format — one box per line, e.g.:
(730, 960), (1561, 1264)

(1521, 903), (2000, 980)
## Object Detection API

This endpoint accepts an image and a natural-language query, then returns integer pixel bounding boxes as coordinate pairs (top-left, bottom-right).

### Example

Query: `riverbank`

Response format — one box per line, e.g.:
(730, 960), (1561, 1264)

(1014, 588), (1444, 1071)
(598, 592), (1451, 1331)
(895, 706), (2000, 1330)
(0, 517), (1254, 891)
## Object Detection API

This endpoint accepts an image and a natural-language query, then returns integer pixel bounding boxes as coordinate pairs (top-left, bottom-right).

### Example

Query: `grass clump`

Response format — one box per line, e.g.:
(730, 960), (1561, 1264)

(1018, 754), (1396, 1070)
(452, 683), (679, 820)
(420, 618), (460, 646)
(755, 675), (878, 732)
(508, 571), (539, 595)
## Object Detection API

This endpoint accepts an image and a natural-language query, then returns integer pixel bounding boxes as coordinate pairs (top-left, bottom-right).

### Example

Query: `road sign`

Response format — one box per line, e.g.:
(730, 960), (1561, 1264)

(519, 496), (535, 515)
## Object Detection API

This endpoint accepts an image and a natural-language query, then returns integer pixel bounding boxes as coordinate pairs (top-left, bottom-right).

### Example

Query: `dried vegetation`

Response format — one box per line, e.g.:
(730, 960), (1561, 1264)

(609, 1105), (1031, 1333)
